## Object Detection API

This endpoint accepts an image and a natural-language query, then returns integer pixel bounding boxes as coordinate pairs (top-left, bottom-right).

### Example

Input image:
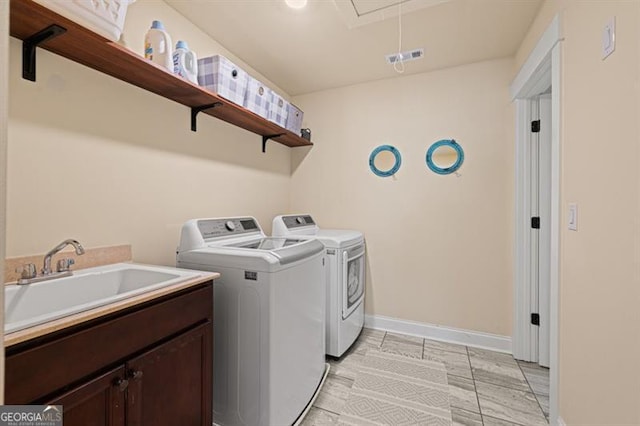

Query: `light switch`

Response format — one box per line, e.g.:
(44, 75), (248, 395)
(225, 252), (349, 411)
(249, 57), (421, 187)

(602, 17), (615, 59)
(568, 203), (578, 231)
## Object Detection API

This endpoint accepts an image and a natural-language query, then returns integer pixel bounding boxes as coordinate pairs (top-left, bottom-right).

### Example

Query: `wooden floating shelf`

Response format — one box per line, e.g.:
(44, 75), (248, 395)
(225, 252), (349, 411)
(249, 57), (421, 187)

(9, 0), (312, 150)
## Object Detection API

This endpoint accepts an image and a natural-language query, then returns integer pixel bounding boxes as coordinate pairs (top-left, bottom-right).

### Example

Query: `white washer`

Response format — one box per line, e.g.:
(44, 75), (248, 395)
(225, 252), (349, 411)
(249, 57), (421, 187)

(176, 217), (326, 426)
(273, 214), (365, 358)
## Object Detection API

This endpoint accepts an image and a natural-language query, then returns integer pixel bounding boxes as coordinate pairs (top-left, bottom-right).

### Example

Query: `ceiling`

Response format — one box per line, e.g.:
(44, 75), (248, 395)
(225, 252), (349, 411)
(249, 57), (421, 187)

(165, 0), (542, 96)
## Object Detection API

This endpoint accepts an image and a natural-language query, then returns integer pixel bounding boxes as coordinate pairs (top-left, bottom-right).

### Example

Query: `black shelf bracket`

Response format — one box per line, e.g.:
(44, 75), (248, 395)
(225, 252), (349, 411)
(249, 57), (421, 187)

(191, 102), (223, 131)
(23, 24), (67, 82)
(262, 134), (285, 153)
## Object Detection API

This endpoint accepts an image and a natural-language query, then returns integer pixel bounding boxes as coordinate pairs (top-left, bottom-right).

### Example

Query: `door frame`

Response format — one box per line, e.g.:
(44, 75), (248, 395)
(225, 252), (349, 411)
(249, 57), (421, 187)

(510, 13), (563, 425)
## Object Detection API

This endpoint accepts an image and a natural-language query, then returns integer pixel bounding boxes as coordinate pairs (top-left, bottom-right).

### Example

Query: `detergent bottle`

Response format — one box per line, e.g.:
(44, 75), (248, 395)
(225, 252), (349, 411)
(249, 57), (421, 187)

(144, 20), (173, 71)
(173, 41), (198, 84)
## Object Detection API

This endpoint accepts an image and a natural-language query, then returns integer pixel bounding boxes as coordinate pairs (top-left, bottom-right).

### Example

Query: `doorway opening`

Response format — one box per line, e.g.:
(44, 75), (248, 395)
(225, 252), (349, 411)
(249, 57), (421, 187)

(510, 13), (563, 425)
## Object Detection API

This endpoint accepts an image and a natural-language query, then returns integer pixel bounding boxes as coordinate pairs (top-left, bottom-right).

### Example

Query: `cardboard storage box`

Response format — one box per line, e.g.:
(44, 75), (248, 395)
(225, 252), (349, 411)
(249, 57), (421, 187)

(243, 76), (271, 119)
(198, 55), (248, 106)
(285, 103), (304, 134)
(268, 92), (288, 128)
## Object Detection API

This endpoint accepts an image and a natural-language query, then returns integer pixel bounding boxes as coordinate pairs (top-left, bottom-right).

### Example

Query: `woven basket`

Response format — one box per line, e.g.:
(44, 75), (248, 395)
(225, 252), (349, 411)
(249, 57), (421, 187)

(34, 0), (135, 41)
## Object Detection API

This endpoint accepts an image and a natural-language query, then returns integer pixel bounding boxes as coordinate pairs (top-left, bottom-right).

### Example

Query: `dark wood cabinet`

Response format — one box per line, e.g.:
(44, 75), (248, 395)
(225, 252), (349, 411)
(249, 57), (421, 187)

(48, 366), (126, 426)
(126, 323), (212, 426)
(5, 281), (213, 426)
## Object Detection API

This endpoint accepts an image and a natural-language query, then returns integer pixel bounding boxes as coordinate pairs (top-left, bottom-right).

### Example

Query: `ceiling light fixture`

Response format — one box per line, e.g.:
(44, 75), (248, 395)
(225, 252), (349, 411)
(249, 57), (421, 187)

(285, 0), (307, 9)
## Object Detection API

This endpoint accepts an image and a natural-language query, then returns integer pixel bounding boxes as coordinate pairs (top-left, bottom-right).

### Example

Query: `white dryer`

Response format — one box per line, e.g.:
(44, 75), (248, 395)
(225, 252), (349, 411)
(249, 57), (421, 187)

(273, 214), (365, 358)
(176, 217), (327, 426)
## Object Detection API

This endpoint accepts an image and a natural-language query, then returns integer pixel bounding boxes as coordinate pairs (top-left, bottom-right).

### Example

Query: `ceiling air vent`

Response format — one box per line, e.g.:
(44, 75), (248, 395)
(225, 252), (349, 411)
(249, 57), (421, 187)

(385, 48), (424, 65)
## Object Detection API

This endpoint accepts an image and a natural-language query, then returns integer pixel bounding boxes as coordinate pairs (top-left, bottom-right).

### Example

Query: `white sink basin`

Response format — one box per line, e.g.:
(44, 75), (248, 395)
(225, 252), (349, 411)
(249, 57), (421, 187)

(5, 263), (204, 334)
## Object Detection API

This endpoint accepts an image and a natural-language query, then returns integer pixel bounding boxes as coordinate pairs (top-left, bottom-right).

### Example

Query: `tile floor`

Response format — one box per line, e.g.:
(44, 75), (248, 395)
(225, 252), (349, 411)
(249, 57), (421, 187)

(302, 329), (549, 426)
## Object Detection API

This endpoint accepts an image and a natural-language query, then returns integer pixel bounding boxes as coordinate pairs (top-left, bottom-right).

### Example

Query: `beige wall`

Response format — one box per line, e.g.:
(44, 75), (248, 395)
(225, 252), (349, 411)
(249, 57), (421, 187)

(517, 1), (640, 424)
(560, 2), (640, 424)
(6, 0), (291, 265)
(514, 0), (564, 73)
(290, 58), (515, 336)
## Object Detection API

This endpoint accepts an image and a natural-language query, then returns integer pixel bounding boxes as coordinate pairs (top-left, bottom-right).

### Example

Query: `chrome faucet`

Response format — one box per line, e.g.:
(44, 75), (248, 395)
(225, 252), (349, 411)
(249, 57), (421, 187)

(43, 239), (85, 275)
(15, 239), (85, 285)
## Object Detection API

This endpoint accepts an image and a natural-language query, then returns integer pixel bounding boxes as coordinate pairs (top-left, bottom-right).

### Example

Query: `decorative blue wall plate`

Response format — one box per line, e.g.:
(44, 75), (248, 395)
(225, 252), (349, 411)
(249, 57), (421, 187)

(426, 139), (464, 175)
(369, 145), (402, 177)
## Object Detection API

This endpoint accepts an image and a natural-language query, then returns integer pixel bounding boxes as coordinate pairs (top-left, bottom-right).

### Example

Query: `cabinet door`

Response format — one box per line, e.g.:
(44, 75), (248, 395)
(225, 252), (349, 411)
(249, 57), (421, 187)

(126, 322), (212, 426)
(47, 366), (127, 426)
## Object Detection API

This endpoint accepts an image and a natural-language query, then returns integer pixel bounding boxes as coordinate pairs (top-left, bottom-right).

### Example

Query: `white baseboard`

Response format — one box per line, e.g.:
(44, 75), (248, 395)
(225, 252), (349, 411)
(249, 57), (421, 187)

(556, 416), (566, 426)
(364, 314), (512, 354)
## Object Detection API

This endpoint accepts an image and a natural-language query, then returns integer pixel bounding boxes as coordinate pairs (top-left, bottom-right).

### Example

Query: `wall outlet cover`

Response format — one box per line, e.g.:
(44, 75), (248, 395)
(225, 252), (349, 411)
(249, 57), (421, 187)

(568, 203), (578, 231)
(602, 17), (615, 60)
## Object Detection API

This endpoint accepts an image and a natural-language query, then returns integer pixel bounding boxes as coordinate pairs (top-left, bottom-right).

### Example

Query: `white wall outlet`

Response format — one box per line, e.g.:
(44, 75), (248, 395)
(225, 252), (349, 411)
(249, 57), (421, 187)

(568, 203), (578, 231)
(602, 17), (616, 59)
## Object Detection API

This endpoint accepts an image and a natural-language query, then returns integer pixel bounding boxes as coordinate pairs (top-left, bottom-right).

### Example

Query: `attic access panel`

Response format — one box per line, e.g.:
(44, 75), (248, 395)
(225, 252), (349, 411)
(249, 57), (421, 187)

(334, 0), (451, 28)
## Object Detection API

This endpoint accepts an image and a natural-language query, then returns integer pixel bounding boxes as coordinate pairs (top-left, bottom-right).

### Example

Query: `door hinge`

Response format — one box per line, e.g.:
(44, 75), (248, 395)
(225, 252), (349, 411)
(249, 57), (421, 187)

(531, 217), (540, 229)
(531, 313), (540, 326)
(531, 120), (541, 133)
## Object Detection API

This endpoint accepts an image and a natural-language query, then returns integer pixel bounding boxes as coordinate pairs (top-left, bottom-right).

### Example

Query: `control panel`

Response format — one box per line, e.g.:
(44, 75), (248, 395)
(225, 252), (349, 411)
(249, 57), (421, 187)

(197, 218), (260, 239)
(282, 215), (315, 229)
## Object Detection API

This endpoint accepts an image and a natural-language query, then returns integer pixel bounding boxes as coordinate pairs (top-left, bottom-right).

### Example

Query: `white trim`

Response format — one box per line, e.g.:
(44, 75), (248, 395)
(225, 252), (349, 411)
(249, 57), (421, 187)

(364, 314), (512, 353)
(549, 41), (562, 426)
(556, 416), (566, 426)
(511, 13), (563, 426)
(510, 14), (562, 100)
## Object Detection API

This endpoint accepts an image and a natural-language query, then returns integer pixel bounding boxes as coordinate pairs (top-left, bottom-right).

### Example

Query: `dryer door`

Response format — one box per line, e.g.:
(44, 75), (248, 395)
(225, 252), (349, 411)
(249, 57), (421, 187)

(342, 243), (365, 319)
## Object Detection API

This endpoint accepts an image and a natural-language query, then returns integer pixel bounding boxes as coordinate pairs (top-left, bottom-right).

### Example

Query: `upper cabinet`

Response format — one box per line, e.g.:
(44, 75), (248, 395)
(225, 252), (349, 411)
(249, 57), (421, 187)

(9, 0), (312, 151)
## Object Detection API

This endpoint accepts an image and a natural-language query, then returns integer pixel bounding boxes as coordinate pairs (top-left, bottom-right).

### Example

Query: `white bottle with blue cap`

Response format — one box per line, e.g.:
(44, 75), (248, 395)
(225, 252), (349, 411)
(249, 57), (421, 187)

(173, 41), (198, 84)
(144, 20), (173, 72)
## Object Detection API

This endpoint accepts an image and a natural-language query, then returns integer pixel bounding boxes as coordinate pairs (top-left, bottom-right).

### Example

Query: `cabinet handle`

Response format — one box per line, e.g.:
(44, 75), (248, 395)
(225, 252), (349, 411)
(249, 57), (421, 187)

(128, 369), (144, 381)
(114, 378), (129, 392)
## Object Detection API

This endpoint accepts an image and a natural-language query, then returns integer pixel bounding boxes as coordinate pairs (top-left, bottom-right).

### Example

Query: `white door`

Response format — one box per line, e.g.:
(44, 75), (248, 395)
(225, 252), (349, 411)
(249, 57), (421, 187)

(530, 95), (551, 367)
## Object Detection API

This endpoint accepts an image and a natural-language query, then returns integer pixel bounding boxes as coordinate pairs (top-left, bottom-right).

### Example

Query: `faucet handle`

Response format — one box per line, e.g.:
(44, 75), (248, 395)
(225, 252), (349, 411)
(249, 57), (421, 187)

(56, 258), (75, 272)
(16, 263), (37, 280)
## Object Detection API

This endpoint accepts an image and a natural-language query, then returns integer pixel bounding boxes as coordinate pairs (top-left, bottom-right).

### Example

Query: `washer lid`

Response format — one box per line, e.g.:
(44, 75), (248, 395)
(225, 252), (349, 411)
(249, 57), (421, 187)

(178, 237), (324, 271)
(224, 237), (325, 265)
(230, 237), (306, 250)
